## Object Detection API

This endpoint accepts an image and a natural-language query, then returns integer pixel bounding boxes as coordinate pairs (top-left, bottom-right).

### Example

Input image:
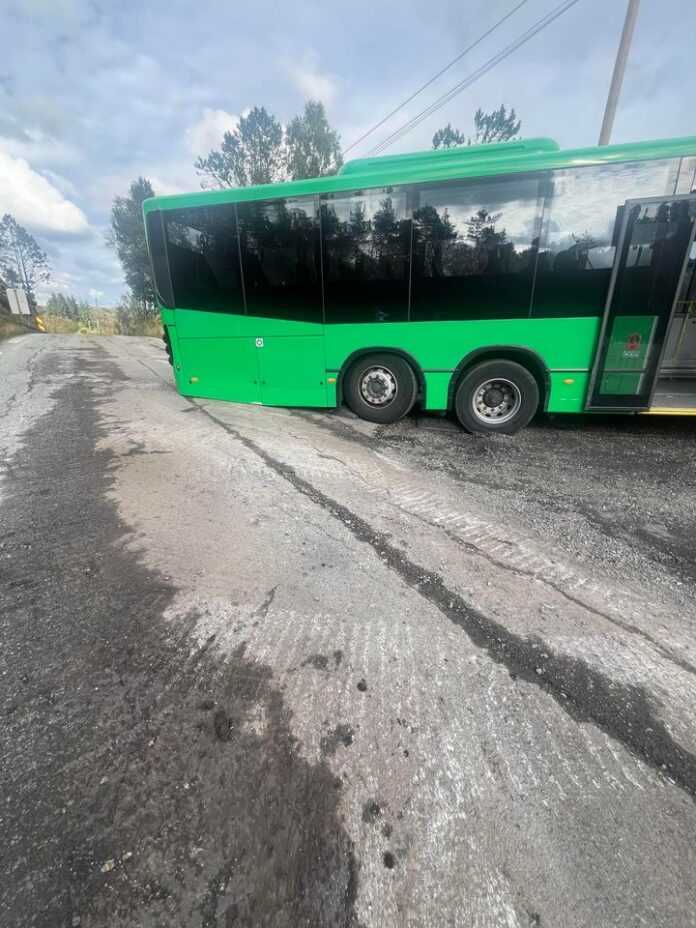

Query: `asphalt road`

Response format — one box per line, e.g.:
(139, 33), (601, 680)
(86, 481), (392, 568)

(2, 334), (696, 928)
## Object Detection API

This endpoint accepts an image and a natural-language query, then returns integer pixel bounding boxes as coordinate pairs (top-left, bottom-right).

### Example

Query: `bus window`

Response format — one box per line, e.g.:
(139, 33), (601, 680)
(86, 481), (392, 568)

(236, 197), (322, 323)
(410, 176), (542, 321)
(321, 188), (410, 324)
(532, 159), (681, 318)
(145, 211), (174, 308)
(165, 204), (244, 313)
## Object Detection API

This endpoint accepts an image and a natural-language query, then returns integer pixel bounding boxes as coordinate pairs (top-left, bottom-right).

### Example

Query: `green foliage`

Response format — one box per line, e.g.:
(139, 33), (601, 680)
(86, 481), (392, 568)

(195, 106), (284, 188)
(473, 105), (521, 144)
(0, 213), (50, 308)
(286, 101), (343, 180)
(108, 177), (157, 314)
(195, 100), (342, 188)
(432, 123), (468, 150)
(432, 105), (521, 149)
(115, 292), (162, 336)
(466, 208), (505, 248)
(45, 292), (84, 321)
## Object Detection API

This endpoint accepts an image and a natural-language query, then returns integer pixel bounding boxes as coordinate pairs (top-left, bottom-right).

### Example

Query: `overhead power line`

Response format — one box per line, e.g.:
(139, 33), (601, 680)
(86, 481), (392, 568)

(343, 0), (530, 157)
(369, 0), (582, 156)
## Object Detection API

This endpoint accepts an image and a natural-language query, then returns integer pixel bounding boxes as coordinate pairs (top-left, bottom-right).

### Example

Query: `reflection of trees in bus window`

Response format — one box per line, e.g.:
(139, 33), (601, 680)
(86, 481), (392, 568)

(532, 158), (680, 318)
(237, 197), (321, 322)
(612, 198), (696, 319)
(411, 175), (542, 321)
(165, 204), (244, 313)
(321, 188), (410, 323)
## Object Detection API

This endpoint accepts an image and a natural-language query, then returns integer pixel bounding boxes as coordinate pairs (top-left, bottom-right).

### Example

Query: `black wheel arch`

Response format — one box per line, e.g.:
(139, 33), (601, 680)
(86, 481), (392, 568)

(335, 347), (426, 406)
(447, 346), (550, 412)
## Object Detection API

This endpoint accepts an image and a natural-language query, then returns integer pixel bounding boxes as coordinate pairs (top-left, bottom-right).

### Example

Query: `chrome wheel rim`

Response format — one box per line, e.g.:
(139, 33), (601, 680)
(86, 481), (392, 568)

(471, 378), (521, 425)
(360, 366), (397, 407)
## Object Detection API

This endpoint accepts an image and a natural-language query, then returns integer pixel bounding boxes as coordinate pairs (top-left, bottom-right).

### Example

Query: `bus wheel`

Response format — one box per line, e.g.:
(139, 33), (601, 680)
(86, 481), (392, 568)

(344, 354), (418, 424)
(454, 360), (539, 435)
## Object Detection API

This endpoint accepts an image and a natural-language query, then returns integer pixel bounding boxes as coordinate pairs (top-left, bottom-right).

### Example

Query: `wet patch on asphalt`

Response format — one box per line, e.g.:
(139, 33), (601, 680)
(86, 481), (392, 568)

(0, 346), (362, 928)
(321, 723), (355, 756)
(199, 403), (696, 801)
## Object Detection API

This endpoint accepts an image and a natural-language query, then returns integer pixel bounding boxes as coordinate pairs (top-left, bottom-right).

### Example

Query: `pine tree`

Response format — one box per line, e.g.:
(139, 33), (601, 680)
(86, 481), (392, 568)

(0, 214), (50, 309)
(432, 105), (521, 149)
(285, 101), (343, 180)
(108, 178), (156, 314)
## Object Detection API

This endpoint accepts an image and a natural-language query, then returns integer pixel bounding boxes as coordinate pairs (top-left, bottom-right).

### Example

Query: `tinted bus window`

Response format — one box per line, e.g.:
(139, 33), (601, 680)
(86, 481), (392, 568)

(145, 211), (174, 308)
(532, 159), (681, 318)
(321, 188), (410, 324)
(411, 176), (542, 321)
(237, 197), (322, 323)
(165, 204), (244, 313)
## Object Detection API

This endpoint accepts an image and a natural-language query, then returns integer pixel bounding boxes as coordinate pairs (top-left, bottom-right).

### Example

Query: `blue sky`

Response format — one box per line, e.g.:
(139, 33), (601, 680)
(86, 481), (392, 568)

(1, 0), (693, 306)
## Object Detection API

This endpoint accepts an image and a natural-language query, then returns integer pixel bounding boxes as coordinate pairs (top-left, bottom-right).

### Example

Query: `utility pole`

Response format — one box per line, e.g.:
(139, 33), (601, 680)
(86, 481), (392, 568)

(598, 0), (640, 146)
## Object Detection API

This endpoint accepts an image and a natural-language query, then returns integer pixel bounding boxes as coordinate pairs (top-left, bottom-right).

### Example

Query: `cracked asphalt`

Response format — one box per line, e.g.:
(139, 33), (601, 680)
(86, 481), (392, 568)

(2, 334), (696, 927)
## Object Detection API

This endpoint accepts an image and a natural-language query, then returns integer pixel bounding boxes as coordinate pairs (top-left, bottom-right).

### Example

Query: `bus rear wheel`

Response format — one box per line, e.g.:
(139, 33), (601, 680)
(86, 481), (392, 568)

(454, 360), (539, 435)
(344, 353), (418, 424)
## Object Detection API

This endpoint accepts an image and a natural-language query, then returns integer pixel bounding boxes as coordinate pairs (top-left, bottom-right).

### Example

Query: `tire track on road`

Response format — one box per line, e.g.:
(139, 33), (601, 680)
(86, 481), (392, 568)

(292, 409), (696, 678)
(197, 401), (696, 800)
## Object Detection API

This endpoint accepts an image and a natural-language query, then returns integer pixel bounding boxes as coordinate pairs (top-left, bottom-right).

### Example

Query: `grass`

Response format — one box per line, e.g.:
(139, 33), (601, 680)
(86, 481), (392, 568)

(42, 312), (163, 337)
(0, 316), (32, 341)
(1, 310), (163, 339)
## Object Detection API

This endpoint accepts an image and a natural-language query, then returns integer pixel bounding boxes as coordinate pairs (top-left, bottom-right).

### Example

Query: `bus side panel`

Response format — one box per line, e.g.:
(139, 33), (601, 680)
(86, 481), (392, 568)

(171, 310), (328, 405)
(423, 373), (450, 410)
(259, 336), (329, 407)
(324, 316), (600, 411)
(547, 372), (591, 413)
(179, 336), (261, 403)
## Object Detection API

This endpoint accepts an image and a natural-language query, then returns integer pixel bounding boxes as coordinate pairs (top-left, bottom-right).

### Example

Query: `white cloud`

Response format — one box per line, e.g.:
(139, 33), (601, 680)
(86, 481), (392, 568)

(0, 127), (81, 167)
(148, 175), (191, 197)
(39, 168), (79, 200)
(288, 54), (337, 104)
(35, 269), (80, 302)
(185, 108), (240, 157)
(0, 148), (89, 234)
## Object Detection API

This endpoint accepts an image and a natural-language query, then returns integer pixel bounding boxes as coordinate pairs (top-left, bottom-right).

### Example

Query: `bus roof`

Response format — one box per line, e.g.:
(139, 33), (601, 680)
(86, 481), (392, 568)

(143, 134), (696, 214)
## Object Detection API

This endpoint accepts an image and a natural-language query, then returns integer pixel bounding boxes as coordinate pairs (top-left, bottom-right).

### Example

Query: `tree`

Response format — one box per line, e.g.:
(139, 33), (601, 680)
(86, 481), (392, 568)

(473, 105), (521, 144)
(195, 106), (284, 188)
(195, 101), (343, 188)
(285, 101), (343, 180)
(432, 105), (521, 149)
(0, 214), (50, 309)
(432, 123), (467, 150)
(115, 292), (161, 335)
(108, 178), (156, 315)
(45, 292), (81, 320)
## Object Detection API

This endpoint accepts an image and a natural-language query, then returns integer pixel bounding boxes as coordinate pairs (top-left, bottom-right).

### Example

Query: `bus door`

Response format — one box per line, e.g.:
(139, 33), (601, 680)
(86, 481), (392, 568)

(586, 195), (696, 410)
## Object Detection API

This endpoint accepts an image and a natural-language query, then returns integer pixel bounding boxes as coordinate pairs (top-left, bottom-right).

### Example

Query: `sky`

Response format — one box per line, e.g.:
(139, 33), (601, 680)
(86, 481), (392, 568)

(0, 0), (694, 307)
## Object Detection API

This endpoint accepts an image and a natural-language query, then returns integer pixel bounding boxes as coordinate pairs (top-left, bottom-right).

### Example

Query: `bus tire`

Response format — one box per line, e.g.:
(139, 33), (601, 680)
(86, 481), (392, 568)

(454, 360), (539, 435)
(344, 353), (418, 424)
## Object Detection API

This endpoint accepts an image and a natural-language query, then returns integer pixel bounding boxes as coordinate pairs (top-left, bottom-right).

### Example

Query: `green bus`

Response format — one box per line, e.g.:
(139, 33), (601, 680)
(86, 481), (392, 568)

(143, 135), (696, 433)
